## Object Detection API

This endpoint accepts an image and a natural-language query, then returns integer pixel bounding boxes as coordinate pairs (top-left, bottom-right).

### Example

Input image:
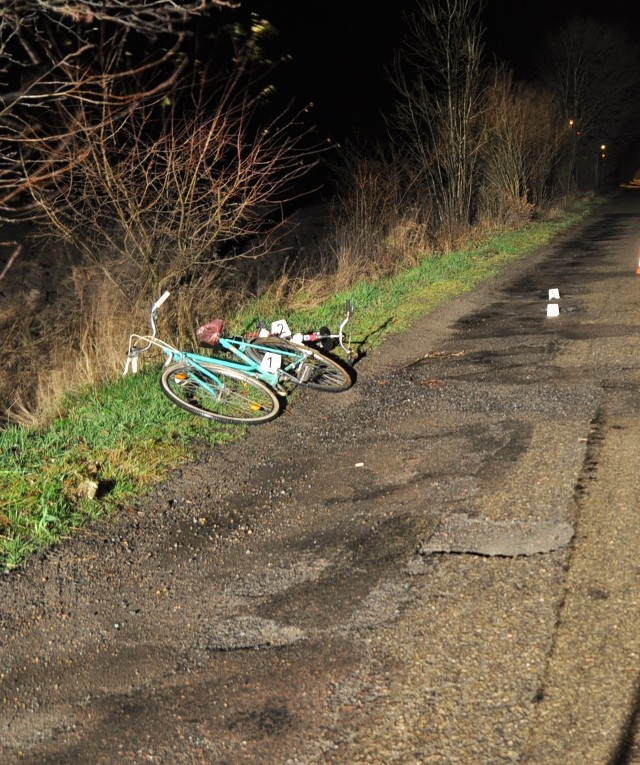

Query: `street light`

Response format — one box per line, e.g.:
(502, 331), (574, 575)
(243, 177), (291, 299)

(596, 143), (608, 186)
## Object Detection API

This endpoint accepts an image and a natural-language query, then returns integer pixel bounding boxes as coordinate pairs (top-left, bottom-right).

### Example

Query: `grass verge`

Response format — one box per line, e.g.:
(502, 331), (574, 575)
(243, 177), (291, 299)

(0, 198), (598, 571)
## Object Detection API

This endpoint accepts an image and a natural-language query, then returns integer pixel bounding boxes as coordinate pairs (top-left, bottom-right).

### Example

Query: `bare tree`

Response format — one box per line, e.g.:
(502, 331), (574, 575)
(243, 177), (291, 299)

(537, 17), (640, 191)
(0, 0), (319, 299)
(389, 0), (486, 241)
(0, 0), (240, 216)
(23, 62), (318, 301)
(479, 66), (565, 220)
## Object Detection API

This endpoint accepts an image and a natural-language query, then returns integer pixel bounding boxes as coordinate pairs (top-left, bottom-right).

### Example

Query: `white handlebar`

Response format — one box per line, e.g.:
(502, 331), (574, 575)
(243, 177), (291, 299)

(151, 291), (171, 313)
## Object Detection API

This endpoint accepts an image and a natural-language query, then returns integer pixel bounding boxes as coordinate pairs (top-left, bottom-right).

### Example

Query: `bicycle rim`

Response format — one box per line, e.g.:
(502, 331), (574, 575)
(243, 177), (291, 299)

(297, 349), (353, 391)
(247, 337), (353, 392)
(160, 362), (282, 424)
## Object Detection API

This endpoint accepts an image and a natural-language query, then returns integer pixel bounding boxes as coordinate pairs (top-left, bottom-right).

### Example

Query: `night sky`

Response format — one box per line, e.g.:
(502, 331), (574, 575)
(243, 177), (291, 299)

(258, 0), (640, 143)
(482, 0), (640, 79)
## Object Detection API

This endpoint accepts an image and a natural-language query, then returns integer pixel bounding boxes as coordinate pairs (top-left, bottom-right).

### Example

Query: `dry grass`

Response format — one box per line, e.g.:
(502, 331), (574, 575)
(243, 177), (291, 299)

(0, 226), (313, 425)
(2, 268), (135, 426)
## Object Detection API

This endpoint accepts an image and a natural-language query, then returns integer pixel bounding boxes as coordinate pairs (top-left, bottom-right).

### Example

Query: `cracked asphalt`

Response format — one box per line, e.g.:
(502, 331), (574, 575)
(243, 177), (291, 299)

(2, 191), (640, 764)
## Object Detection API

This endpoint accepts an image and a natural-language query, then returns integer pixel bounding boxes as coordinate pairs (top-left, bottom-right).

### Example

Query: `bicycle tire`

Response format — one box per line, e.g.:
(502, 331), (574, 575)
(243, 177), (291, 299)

(159, 362), (282, 424)
(246, 336), (353, 392)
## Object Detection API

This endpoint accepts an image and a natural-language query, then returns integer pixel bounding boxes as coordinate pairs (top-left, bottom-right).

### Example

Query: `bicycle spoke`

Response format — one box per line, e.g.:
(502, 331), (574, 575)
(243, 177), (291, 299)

(160, 363), (282, 424)
(246, 336), (353, 392)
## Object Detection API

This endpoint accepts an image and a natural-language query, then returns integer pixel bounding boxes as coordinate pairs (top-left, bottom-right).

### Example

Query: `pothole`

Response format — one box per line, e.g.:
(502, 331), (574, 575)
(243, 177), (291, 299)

(419, 513), (574, 557)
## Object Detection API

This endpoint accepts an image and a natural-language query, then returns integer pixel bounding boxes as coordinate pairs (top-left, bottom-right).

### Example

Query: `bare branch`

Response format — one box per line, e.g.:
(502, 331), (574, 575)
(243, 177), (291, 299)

(3, 45), (321, 298)
(0, 242), (22, 283)
(1, 0), (237, 39)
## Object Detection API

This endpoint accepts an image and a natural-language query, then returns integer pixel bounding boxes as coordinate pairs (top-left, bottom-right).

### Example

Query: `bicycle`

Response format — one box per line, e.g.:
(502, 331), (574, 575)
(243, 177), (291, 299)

(196, 301), (354, 395)
(124, 292), (354, 425)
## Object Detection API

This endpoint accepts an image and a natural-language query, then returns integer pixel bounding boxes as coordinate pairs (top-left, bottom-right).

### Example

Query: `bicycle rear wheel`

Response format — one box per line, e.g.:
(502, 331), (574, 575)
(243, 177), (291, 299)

(247, 336), (353, 392)
(160, 362), (282, 424)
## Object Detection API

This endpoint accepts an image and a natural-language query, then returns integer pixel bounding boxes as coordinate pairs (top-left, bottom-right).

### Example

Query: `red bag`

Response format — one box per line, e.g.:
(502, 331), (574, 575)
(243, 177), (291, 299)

(196, 318), (226, 348)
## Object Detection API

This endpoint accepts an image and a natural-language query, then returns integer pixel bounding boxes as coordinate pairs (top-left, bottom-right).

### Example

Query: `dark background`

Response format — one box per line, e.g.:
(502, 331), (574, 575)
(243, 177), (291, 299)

(253, 1), (640, 143)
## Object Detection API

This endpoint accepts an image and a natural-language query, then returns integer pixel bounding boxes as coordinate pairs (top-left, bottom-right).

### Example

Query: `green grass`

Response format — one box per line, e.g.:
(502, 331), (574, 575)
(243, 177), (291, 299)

(0, 368), (240, 569)
(0, 197), (598, 570)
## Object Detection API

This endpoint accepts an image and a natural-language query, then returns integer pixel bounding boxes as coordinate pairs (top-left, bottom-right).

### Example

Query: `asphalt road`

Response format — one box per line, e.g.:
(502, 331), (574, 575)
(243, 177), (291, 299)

(2, 190), (640, 764)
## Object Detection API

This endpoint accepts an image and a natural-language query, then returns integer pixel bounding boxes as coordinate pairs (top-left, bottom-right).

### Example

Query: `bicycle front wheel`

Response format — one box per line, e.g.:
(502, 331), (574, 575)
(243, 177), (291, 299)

(247, 337), (353, 392)
(160, 362), (282, 424)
